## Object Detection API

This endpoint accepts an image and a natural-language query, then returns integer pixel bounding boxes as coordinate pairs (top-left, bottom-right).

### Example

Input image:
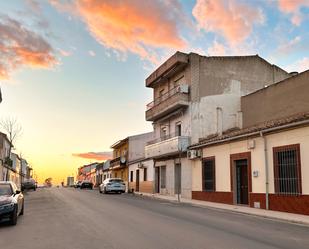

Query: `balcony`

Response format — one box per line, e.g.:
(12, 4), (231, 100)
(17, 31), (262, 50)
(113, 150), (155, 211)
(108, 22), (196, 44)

(110, 156), (127, 169)
(146, 85), (189, 121)
(145, 134), (190, 159)
(146, 52), (189, 88)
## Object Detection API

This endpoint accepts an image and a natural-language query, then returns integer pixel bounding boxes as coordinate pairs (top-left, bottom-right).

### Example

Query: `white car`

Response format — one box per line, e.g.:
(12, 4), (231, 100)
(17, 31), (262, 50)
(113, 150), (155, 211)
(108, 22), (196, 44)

(99, 178), (126, 194)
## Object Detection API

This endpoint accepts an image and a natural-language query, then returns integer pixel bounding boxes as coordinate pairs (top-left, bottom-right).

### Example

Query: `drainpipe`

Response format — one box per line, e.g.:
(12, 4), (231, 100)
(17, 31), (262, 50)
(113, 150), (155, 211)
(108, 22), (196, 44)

(260, 131), (269, 210)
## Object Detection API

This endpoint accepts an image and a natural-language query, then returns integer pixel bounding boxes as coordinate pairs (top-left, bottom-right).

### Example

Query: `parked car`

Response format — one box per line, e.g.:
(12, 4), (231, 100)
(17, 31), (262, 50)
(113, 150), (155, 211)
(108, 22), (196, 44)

(0, 181), (24, 225)
(74, 181), (82, 188)
(80, 180), (93, 189)
(99, 178), (126, 194)
(21, 179), (37, 191)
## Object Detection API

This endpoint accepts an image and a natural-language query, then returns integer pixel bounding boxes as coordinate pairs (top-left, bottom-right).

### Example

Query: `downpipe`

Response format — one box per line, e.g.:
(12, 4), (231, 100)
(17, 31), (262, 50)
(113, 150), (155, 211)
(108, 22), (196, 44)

(260, 131), (269, 210)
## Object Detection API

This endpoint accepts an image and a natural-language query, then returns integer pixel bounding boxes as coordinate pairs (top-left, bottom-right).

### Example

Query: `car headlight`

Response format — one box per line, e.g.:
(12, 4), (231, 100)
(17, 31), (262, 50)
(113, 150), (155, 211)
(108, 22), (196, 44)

(0, 203), (14, 208)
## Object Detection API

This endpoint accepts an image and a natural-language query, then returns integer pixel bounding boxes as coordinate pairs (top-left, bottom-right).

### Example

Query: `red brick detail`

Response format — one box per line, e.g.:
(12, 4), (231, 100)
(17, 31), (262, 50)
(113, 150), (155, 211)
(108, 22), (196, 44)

(250, 193), (309, 215)
(249, 193), (266, 209)
(192, 191), (233, 204)
(269, 194), (309, 215)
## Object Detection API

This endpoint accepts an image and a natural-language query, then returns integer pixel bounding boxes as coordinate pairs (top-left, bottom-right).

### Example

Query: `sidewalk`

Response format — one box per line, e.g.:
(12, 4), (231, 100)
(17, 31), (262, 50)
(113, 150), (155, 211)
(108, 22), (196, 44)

(134, 192), (309, 226)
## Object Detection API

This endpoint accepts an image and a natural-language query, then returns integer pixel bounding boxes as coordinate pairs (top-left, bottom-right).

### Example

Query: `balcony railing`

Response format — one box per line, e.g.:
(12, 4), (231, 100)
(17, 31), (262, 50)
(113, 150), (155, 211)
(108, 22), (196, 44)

(147, 132), (180, 145)
(146, 85), (189, 121)
(145, 134), (190, 158)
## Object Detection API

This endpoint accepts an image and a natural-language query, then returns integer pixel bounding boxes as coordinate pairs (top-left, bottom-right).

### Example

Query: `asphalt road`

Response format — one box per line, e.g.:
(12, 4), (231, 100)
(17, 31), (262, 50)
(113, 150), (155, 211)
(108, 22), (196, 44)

(0, 188), (308, 249)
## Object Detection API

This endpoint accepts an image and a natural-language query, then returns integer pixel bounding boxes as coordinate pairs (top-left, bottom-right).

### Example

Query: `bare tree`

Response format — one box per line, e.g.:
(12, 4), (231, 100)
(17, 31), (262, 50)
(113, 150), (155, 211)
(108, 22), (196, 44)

(0, 117), (22, 155)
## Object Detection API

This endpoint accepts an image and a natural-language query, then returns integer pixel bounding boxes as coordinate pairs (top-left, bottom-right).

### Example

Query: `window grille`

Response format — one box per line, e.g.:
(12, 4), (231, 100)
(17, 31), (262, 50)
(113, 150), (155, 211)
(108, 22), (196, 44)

(202, 157), (215, 192)
(273, 144), (301, 195)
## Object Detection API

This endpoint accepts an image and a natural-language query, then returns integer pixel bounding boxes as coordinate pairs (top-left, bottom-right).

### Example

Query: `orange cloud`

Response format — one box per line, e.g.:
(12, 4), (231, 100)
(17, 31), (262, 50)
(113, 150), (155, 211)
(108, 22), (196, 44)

(193, 0), (264, 45)
(278, 0), (309, 25)
(0, 16), (57, 79)
(72, 151), (112, 161)
(54, 0), (186, 64)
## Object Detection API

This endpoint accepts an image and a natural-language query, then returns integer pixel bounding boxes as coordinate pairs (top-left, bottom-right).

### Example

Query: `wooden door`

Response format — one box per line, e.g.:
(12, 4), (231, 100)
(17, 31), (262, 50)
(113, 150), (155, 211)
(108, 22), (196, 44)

(236, 159), (249, 205)
(136, 169), (140, 192)
(155, 167), (160, 193)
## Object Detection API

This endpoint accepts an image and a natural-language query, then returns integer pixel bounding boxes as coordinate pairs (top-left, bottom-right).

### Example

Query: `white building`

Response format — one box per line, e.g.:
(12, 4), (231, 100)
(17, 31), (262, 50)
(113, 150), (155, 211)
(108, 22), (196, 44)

(144, 51), (290, 199)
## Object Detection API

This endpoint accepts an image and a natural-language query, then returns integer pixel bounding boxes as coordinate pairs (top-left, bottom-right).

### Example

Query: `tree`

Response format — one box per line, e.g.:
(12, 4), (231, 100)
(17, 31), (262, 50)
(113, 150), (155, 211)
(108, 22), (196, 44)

(0, 117), (22, 155)
(45, 177), (53, 187)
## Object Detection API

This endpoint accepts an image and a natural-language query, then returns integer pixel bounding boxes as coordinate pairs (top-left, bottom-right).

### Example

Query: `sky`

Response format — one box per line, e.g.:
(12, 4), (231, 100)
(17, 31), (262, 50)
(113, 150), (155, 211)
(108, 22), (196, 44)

(0, 0), (308, 184)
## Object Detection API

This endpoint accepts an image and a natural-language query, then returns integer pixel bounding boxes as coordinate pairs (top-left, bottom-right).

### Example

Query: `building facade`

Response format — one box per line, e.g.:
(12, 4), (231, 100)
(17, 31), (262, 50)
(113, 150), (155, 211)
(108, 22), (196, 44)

(145, 51), (290, 199)
(189, 71), (309, 215)
(111, 132), (153, 192)
(0, 132), (12, 181)
(127, 132), (154, 193)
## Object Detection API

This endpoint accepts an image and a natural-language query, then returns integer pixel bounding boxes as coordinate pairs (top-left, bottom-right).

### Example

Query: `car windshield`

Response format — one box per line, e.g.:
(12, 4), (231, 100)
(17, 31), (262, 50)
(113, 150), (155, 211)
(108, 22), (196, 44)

(0, 184), (13, 196)
(110, 179), (123, 183)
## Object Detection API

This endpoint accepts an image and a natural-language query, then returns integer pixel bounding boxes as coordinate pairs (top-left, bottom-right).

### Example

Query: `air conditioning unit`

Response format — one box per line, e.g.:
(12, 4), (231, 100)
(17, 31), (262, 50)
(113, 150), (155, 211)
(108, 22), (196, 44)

(177, 84), (189, 93)
(187, 150), (201, 160)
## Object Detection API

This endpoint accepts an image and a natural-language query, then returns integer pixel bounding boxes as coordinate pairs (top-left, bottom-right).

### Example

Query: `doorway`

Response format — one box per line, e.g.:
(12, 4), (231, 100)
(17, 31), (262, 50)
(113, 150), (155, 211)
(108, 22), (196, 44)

(136, 169), (140, 192)
(155, 167), (160, 193)
(235, 159), (249, 205)
(174, 164), (181, 195)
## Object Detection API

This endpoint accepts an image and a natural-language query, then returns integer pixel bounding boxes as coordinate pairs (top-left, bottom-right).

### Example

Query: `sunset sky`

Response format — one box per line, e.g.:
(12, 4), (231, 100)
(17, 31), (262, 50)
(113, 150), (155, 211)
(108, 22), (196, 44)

(0, 0), (308, 184)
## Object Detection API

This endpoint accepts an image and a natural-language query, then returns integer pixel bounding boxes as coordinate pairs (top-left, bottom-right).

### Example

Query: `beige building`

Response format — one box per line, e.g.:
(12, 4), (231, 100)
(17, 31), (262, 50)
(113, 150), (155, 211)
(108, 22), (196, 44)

(189, 71), (309, 215)
(145, 51), (290, 199)
(0, 132), (12, 181)
(110, 132), (153, 192)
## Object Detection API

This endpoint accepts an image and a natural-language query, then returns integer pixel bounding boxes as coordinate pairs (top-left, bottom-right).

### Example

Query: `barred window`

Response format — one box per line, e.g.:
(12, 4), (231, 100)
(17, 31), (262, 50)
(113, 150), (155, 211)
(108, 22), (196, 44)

(202, 157), (215, 192)
(273, 144), (302, 195)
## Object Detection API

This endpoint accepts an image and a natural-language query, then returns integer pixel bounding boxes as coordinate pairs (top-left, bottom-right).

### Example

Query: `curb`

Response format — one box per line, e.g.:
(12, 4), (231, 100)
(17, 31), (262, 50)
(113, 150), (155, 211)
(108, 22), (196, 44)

(134, 192), (309, 227)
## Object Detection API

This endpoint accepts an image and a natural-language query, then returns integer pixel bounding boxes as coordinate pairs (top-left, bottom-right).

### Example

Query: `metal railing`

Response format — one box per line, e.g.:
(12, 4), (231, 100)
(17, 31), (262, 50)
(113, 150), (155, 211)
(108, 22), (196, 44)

(146, 85), (188, 111)
(273, 145), (301, 195)
(146, 132), (181, 146)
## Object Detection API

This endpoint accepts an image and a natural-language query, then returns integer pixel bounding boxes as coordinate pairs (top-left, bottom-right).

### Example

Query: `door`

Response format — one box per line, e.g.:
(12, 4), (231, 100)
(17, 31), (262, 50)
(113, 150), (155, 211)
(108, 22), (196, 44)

(235, 159), (249, 205)
(155, 167), (160, 193)
(136, 169), (140, 192)
(174, 164), (181, 195)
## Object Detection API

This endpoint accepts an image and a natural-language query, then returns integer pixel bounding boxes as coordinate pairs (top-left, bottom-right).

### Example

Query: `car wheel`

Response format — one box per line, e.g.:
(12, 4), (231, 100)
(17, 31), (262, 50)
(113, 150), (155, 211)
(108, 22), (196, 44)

(10, 206), (18, 226)
(20, 202), (24, 216)
(99, 188), (102, 193)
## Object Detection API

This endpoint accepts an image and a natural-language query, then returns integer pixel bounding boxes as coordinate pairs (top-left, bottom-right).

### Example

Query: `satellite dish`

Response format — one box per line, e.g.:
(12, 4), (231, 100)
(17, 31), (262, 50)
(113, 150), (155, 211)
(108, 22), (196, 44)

(120, 156), (126, 164)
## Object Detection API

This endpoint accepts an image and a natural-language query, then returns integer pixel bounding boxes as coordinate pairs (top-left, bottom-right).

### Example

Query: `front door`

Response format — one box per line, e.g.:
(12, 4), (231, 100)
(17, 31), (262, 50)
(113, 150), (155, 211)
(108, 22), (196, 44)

(136, 169), (140, 192)
(235, 159), (249, 205)
(174, 164), (181, 195)
(155, 167), (160, 193)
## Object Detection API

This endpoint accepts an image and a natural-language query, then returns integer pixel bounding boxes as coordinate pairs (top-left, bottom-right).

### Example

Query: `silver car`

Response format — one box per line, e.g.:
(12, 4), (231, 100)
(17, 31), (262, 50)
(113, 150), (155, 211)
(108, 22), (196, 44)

(0, 181), (24, 225)
(99, 178), (126, 194)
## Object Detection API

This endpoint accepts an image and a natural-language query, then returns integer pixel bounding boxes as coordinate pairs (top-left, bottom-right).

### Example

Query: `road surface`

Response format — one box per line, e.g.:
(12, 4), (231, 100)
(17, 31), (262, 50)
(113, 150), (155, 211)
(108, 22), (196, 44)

(0, 188), (308, 249)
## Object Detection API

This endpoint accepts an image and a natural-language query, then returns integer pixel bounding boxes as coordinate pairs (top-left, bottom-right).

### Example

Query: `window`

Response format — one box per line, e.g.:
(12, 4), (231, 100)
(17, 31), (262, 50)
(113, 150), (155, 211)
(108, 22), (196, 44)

(130, 171), (133, 182)
(202, 157), (215, 192)
(144, 168), (147, 181)
(176, 122), (181, 136)
(160, 166), (166, 188)
(160, 127), (167, 139)
(115, 172), (117, 178)
(273, 144), (301, 195)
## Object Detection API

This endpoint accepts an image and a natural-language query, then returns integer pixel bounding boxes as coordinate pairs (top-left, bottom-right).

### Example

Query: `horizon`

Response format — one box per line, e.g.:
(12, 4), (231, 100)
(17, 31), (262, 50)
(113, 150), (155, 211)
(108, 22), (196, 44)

(0, 0), (308, 184)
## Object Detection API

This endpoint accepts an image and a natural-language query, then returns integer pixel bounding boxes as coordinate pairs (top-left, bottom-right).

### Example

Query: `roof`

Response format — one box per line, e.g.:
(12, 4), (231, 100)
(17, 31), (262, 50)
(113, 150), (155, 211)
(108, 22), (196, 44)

(243, 69), (308, 98)
(189, 112), (309, 149)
